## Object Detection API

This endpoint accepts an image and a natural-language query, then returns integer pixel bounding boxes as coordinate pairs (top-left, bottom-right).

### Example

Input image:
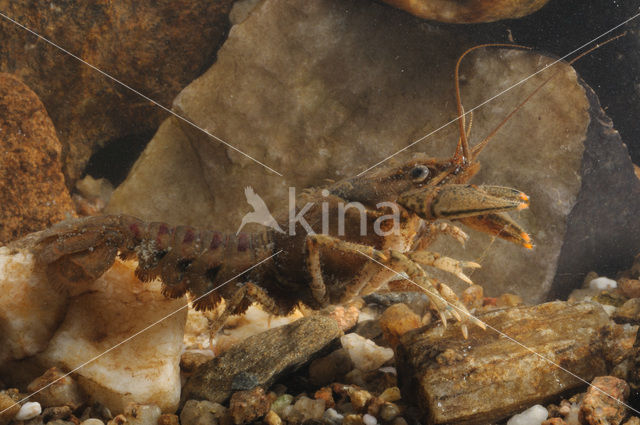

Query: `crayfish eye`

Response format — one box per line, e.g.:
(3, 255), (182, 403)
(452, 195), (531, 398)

(410, 165), (430, 182)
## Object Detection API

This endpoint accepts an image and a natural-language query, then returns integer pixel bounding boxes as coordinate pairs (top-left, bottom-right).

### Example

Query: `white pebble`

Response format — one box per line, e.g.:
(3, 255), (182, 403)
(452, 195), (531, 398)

(379, 366), (397, 375)
(322, 408), (344, 425)
(81, 419), (105, 425)
(340, 333), (394, 371)
(363, 413), (378, 425)
(602, 304), (617, 316)
(15, 402), (41, 420)
(506, 405), (548, 425)
(589, 277), (617, 290)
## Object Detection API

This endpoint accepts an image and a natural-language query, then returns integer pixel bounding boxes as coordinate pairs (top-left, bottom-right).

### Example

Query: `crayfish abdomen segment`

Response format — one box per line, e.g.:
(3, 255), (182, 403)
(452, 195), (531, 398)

(30, 215), (276, 311)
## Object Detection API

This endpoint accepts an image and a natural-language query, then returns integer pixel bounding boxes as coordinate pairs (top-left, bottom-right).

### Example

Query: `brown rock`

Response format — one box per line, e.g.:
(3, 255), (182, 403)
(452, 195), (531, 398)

(0, 0), (233, 183)
(378, 304), (421, 347)
(27, 367), (85, 410)
(542, 418), (567, 425)
(0, 391), (20, 425)
(579, 376), (629, 425)
(109, 0), (606, 305)
(613, 298), (640, 325)
(620, 278), (640, 299)
(396, 301), (612, 424)
(157, 414), (179, 425)
(379, 0), (550, 23)
(0, 73), (75, 243)
(181, 316), (342, 405)
(228, 388), (271, 425)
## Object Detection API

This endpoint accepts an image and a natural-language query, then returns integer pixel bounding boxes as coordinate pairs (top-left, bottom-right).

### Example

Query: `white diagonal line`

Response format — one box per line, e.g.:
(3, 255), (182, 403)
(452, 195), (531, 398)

(356, 11), (640, 176)
(0, 250), (283, 415)
(0, 11), (283, 177)
(357, 249), (640, 416)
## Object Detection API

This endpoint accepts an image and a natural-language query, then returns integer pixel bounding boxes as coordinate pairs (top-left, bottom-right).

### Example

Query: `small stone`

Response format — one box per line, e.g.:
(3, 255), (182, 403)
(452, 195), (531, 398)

(580, 376), (629, 425)
(314, 387), (335, 409)
(620, 278), (640, 299)
(180, 400), (228, 425)
(290, 396), (325, 421)
(623, 418), (640, 425)
(343, 414), (365, 425)
(107, 414), (127, 425)
(0, 391), (20, 425)
(229, 388), (271, 425)
(123, 403), (162, 425)
(392, 418), (408, 425)
(362, 414), (377, 425)
(80, 420), (105, 425)
(613, 298), (640, 324)
(157, 414), (179, 425)
(270, 395), (294, 418)
(589, 277), (618, 290)
(496, 293), (524, 307)
(27, 368), (85, 409)
(325, 305), (360, 332)
(340, 334), (394, 372)
(461, 285), (484, 310)
(322, 409), (344, 425)
(348, 389), (373, 411)
(379, 403), (401, 421)
(541, 419), (567, 425)
(308, 349), (353, 386)
(180, 350), (215, 374)
(378, 304), (421, 347)
(506, 405), (548, 425)
(15, 402), (42, 421)
(42, 406), (72, 422)
(264, 411), (281, 425)
(379, 387), (402, 403)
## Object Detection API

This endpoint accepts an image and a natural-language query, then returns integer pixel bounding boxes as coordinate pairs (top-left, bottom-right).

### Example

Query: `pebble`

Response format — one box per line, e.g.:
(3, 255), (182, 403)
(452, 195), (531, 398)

(613, 298), (640, 324)
(378, 403), (401, 421)
(264, 411), (281, 425)
(157, 414), (179, 425)
(180, 400), (228, 425)
(15, 402), (42, 421)
(27, 368), (85, 410)
(42, 406), (72, 422)
(506, 405), (548, 425)
(378, 304), (421, 347)
(620, 278), (640, 299)
(123, 403), (162, 425)
(290, 396), (325, 421)
(541, 419), (567, 425)
(270, 394), (294, 417)
(229, 388), (272, 425)
(580, 376), (629, 425)
(322, 408), (344, 425)
(81, 420), (105, 425)
(308, 349), (353, 386)
(340, 333), (394, 372)
(589, 277), (617, 290)
(362, 413), (377, 425)
(379, 387), (401, 403)
(0, 391), (21, 425)
(343, 414), (365, 425)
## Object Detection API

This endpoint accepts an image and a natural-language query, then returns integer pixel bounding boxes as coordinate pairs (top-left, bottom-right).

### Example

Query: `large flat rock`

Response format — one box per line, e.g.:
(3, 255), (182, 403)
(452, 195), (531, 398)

(107, 0), (637, 303)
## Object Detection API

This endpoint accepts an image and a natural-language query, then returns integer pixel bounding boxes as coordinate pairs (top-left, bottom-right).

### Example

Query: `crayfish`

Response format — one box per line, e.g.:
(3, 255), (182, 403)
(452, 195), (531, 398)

(16, 45), (534, 338)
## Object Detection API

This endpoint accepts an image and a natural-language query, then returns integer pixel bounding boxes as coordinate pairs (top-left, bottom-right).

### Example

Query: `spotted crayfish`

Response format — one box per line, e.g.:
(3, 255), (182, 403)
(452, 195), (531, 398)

(18, 44), (535, 338)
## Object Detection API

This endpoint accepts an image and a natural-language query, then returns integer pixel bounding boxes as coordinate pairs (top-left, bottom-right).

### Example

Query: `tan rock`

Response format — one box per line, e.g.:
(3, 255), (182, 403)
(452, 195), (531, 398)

(379, 304), (421, 347)
(0, 73), (75, 244)
(396, 301), (612, 424)
(0, 0), (234, 183)
(379, 0), (550, 23)
(27, 367), (85, 409)
(580, 376), (629, 425)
